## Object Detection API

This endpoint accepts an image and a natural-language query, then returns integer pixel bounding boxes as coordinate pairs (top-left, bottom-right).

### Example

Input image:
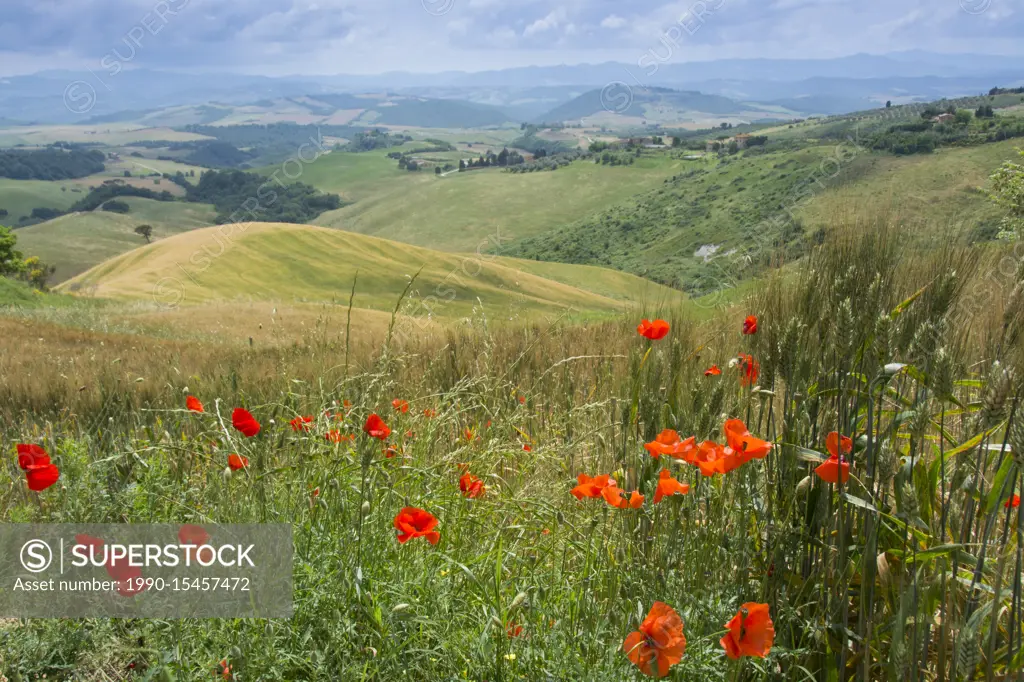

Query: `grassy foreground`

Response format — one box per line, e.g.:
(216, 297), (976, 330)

(3, 216), (1024, 680)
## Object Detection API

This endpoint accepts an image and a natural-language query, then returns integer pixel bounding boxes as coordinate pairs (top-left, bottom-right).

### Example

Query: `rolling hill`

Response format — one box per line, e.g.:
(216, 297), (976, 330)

(60, 223), (682, 321)
(536, 86), (797, 126)
(16, 198), (218, 282)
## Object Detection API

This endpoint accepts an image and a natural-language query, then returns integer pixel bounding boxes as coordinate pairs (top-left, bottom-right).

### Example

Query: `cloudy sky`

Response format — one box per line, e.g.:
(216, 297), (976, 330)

(0, 0), (1020, 76)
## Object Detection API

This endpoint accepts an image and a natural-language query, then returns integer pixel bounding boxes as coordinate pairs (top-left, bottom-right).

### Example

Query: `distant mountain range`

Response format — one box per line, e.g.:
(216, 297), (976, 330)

(0, 51), (1020, 126)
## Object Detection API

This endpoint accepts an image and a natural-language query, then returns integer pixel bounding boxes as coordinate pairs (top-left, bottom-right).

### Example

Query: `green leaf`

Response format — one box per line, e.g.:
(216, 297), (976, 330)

(985, 455), (1017, 514)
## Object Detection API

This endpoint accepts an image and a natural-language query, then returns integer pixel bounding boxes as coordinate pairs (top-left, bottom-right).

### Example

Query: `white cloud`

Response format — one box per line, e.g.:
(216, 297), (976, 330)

(601, 15), (628, 29)
(524, 8), (568, 37)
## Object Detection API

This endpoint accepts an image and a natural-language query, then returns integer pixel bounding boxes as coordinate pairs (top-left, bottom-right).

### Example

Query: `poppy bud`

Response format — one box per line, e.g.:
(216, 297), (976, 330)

(229, 646), (242, 660)
(555, 511), (565, 524)
(491, 615), (504, 629)
(393, 603), (411, 613)
(264, 622), (274, 638)
(223, 467), (232, 480)
(796, 475), (811, 496)
(361, 500), (371, 516)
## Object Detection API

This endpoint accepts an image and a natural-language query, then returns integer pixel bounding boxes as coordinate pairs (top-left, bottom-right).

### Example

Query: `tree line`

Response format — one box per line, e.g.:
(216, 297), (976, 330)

(0, 146), (105, 181)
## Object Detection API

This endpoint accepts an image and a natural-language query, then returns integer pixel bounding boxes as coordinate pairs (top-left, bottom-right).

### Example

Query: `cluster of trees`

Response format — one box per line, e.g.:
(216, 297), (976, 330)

(976, 104), (996, 118)
(509, 128), (573, 157)
(344, 129), (412, 152)
(457, 148), (526, 171)
(0, 147), (105, 181)
(0, 226), (54, 290)
(595, 151), (636, 166)
(990, 86), (1024, 96)
(181, 141), (257, 169)
(505, 149), (592, 174)
(185, 169), (344, 223)
(869, 110), (1024, 155)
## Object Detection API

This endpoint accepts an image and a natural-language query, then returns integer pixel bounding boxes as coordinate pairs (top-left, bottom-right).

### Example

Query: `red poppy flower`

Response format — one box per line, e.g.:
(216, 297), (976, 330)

(654, 470), (690, 503)
(705, 365), (722, 377)
(721, 603), (774, 659)
(424, 408), (437, 418)
(738, 354), (760, 387)
(691, 441), (744, 477)
(601, 483), (628, 509)
(227, 454), (249, 471)
(623, 601), (686, 678)
(393, 507), (440, 545)
(343, 399), (353, 411)
(826, 432), (853, 457)
(325, 430), (353, 443)
(459, 472), (485, 498)
(815, 454), (850, 484)
(384, 444), (400, 459)
(21, 447), (60, 491)
(742, 315), (758, 335)
(217, 660), (233, 681)
(637, 319), (671, 341)
(571, 473), (614, 500)
(1006, 494), (1021, 509)
(522, 444), (532, 452)
(643, 429), (697, 460)
(289, 415), (313, 432)
(723, 419), (773, 463)
(507, 621), (524, 638)
(626, 490), (645, 508)
(464, 428), (476, 441)
(518, 395), (526, 405)
(75, 534), (104, 552)
(392, 399), (410, 413)
(231, 408), (260, 437)
(186, 395), (204, 413)
(364, 413), (391, 440)
(178, 524), (210, 547)
(16, 443), (50, 470)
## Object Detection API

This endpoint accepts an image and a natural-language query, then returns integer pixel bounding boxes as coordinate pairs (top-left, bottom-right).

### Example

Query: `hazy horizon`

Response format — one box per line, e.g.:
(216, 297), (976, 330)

(0, 0), (1020, 77)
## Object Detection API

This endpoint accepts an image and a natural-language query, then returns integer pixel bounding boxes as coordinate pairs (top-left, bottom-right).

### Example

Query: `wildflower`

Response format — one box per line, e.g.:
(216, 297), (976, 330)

(601, 482), (628, 508)
(459, 472), (485, 498)
(623, 601), (686, 678)
(186, 395), (204, 413)
(464, 428), (476, 441)
(637, 319), (671, 340)
(721, 603), (774, 659)
(654, 470), (690, 503)
(1006, 494), (1021, 509)
(325, 430), (353, 443)
(644, 429), (696, 460)
(364, 413), (391, 440)
(423, 408), (437, 418)
(507, 621), (524, 638)
(17, 444), (59, 492)
(522, 444), (532, 452)
(736, 354), (760, 387)
(571, 474), (614, 500)
(743, 315), (758, 335)
(392, 399), (410, 413)
(393, 507), (440, 545)
(216, 659), (233, 680)
(231, 408), (261, 437)
(723, 419), (772, 463)
(626, 490), (646, 508)
(384, 444), (401, 459)
(815, 432), (851, 484)
(518, 395), (526, 404)
(826, 431), (853, 458)
(178, 524), (210, 548)
(704, 365), (722, 377)
(289, 415), (313, 432)
(691, 441), (743, 477)
(542, 528), (551, 535)
(227, 454), (248, 471)
(343, 399), (353, 411)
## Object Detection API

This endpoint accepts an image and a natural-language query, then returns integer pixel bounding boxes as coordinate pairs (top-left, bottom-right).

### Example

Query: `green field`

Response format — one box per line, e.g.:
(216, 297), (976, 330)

(311, 153), (685, 252)
(0, 124), (211, 147)
(60, 222), (682, 320)
(16, 198), (218, 282)
(0, 178), (80, 224)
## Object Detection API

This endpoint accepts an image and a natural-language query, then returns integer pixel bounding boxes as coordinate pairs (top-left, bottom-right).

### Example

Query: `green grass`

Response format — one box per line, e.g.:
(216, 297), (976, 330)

(311, 152), (685, 252)
(59, 222), (681, 321)
(16, 198), (218, 282)
(0, 178), (80, 224)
